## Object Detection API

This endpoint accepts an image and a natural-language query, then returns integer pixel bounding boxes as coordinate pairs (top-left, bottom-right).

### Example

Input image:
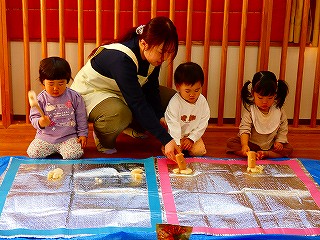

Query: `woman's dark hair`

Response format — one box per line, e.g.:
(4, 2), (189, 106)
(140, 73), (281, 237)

(39, 57), (72, 84)
(174, 62), (204, 86)
(89, 16), (178, 60)
(241, 70), (289, 110)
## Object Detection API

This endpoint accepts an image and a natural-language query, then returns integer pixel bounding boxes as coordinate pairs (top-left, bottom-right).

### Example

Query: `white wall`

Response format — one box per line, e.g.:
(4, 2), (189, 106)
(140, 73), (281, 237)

(3, 41), (320, 120)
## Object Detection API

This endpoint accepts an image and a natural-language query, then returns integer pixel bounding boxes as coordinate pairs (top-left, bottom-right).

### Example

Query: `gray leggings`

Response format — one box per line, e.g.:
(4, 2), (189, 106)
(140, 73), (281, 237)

(88, 85), (176, 149)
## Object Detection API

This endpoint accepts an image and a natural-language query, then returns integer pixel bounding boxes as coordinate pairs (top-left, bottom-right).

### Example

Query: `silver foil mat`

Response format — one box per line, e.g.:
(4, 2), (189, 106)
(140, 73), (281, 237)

(166, 161), (320, 230)
(0, 161), (151, 231)
(1, 158), (320, 237)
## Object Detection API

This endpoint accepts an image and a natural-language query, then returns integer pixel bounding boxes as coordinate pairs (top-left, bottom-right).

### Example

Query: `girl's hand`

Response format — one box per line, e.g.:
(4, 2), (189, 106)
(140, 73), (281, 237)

(78, 136), (87, 148)
(273, 142), (283, 151)
(180, 137), (193, 150)
(257, 151), (267, 160)
(241, 145), (250, 157)
(38, 115), (51, 128)
(164, 139), (181, 162)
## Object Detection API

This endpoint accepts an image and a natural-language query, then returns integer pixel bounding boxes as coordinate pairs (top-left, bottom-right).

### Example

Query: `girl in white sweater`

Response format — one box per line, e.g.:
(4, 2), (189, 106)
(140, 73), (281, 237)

(227, 71), (293, 159)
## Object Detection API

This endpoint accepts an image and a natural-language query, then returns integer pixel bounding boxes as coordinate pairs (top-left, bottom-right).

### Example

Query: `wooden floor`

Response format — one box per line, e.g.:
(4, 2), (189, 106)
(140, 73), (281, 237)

(0, 123), (320, 160)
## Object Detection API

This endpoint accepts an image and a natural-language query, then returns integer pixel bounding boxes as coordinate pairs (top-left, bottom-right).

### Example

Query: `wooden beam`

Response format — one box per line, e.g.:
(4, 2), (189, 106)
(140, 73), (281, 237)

(59, 0), (65, 58)
(166, 0), (175, 88)
(0, 0), (12, 128)
(133, 0), (138, 26)
(151, 0), (157, 18)
(114, 0), (120, 39)
(77, 0), (84, 69)
(235, 0), (248, 126)
(202, 0), (212, 98)
(311, 29), (320, 127)
(279, 0), (293, 80)
(96, 0), (102, 47)
(217, 0), (229, 126)
(22, 0), (31, 123)
(185, 0), (193, 62)
(40, 0), (47, 58)
(293, 0), (310, 127)
(257, 0), (273, 71)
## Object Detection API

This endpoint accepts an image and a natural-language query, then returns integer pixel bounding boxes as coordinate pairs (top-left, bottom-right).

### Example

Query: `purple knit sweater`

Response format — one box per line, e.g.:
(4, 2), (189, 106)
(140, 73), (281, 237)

(30, 88), (88, 144)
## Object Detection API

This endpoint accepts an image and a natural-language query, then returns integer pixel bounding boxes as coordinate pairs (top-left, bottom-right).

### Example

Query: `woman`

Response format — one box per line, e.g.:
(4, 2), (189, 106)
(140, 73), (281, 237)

(71, 16), (180, 161)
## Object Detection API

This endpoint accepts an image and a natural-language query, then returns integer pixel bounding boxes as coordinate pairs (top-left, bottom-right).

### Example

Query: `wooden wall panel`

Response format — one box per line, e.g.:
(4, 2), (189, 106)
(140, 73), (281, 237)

(1, 0), (319, 129)
(6, 0), (288, 43)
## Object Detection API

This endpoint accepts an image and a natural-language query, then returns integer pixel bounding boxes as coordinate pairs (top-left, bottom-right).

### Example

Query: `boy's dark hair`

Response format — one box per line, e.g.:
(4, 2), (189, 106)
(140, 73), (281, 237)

(174, 62), (204, 86)
(39, 57), (72, 84)
(241, 70), (289, 110)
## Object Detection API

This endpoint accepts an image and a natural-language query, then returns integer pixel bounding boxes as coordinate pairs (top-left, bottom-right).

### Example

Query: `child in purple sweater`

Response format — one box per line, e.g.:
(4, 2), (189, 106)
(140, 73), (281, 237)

(27, 57), (88, 159)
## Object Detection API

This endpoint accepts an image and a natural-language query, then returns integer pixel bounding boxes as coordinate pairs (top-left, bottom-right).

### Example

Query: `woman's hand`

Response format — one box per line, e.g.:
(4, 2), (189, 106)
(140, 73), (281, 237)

(164, 139), (181, 161)
(160, 117), (167, 128)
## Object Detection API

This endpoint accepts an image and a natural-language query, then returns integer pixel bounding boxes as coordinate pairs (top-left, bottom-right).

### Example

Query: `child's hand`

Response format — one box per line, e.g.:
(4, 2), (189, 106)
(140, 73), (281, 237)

(241, 145), (250, 157)
(38, 116), (51, 128)
(273, 142), (283, 151)
(257, 151), (266, 159)
(180, 137), (193, 150)
(78, 136), (87, 148)
(164, 139), (181, 162)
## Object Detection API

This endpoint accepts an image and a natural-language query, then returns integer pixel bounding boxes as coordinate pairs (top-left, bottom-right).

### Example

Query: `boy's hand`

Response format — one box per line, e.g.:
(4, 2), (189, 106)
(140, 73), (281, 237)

(180, 137), (194, 150)
(78, 136), (87, 148)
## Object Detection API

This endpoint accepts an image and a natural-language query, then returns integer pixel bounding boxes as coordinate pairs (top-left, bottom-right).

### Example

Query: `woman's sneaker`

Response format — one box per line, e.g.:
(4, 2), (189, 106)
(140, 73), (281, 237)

(122, 127), (148, 139)
(93, 131), (117, 154)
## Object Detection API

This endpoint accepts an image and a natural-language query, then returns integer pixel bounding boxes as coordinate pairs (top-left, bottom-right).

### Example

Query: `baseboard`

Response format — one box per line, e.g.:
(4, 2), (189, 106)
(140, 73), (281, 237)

(1, 116), (320, 133)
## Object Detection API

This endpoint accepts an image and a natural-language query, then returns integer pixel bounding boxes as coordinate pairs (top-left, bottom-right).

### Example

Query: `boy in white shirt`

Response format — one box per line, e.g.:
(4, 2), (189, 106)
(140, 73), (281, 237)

(164, 62), (210, 156)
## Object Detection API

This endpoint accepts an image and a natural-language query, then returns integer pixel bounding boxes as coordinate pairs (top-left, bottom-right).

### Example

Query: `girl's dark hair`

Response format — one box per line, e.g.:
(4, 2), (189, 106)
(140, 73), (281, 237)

(174, 62), (204, 86)
(89, 16), (178, 60)
(39, 57), (72, 84)
(241, 70), (289, 110)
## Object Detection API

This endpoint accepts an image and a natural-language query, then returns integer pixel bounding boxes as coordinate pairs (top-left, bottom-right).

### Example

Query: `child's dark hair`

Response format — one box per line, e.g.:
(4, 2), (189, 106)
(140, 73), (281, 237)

(89, 16), (178, 61)
(241, 70), (289, 110)
(39, 57), (72, 84)
(174, 62), (204, 86)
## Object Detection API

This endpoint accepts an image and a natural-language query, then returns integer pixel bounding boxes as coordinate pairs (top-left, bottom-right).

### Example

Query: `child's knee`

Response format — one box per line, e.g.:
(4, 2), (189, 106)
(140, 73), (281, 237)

(27, 148), (41, 158)
(189, 146), (207, 156)
(60, 138), (84, 159)
(226, 137), (242, 153)
(189, 149), (206, 157)
(282, 144), (293, 157)
(27, 143), (49, 159)
(62, 148), (84, 159)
